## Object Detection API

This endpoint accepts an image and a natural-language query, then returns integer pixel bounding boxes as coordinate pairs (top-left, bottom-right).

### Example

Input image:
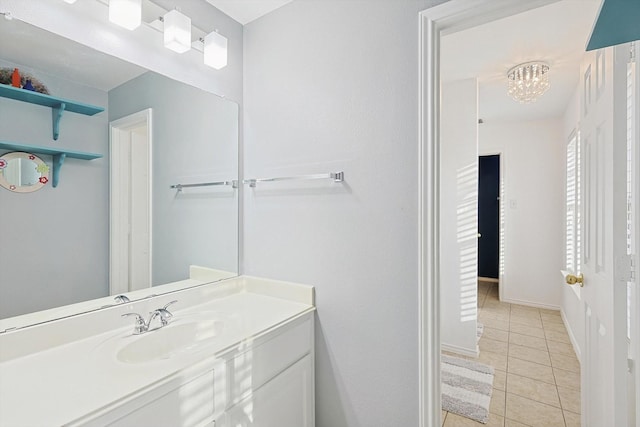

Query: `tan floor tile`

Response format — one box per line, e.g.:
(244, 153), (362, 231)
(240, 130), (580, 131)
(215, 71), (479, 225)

(480, 337), (509, 355)
(485, 294), (501, 303)
(553, 368), (580, 390)
(550, 352), (580, 373)
(480, 311), (511, 323)
(539, 308), (561, 316)
(544, 329), (571, 344)
(509, 322), (545, 338)
(493, 369), (506, 391)
(444, 412), (504, 426)
(484, 300), (510, 310)
(563, 410), (581, 427)
(490, 389), (506, 416)
(508, 344), (551, 366)
(540, 313), (564, 324)
(507, 357), (555, 384)
(506, 373), (560, 408)
(509, 311), (541, 323)
(509, 332), (548, 351)
(557, 386), (581, 414)
(483, 303), (512, 314)
(504, 419), (531, 427)
(479, 282), (493, 293)
(483, 317), (510, 332)
(510, 316), (543, 329)
(478, 350), (508, 371)
(505, 393), (565, 427)
(546, 340), (577, 357)
(442, 410), (447, 426)
(542, 321), (568, 334)
(510, 305), (540, 314)
(483, 327), (509, 343)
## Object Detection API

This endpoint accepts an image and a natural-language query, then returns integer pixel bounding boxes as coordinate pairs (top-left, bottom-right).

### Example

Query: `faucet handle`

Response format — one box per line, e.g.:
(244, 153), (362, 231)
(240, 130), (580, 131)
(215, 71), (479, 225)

(163, 300), (178, 311)
(122, 312), (147, 335)
(114, 295), (130, 303)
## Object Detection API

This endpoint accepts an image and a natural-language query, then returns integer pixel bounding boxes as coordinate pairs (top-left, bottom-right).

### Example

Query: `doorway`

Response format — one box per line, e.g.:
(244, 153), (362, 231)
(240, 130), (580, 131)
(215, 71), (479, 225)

(478, 154), (500, 283)
(419, 2), (637, 427)
(109, 109), (153, 295)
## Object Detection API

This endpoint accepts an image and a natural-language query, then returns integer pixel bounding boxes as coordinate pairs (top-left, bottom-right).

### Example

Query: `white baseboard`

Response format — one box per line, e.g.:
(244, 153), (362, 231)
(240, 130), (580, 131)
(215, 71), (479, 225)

(501, 297), (561, 311)
(560, 309), (582, 363)
(441, 342), (479, 358)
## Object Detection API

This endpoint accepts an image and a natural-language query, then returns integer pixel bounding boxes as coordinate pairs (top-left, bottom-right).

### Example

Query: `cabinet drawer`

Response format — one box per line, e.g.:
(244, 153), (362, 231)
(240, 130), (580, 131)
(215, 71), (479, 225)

(229, 315), (312, 403)
(107, 370), (215, 427)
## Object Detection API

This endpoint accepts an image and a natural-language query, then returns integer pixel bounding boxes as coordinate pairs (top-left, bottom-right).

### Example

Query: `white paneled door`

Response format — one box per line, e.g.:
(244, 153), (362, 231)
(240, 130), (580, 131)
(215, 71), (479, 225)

(579, 43), (636, 427)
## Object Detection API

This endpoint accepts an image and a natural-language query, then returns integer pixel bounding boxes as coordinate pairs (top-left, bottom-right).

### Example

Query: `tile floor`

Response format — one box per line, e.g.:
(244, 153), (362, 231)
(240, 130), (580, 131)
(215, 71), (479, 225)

(442, 281), (581, 427)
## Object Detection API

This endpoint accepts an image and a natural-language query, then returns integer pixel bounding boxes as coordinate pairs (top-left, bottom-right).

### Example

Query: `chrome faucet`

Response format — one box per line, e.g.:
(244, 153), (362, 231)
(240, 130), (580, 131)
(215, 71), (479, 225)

(122, 300), (178, 335)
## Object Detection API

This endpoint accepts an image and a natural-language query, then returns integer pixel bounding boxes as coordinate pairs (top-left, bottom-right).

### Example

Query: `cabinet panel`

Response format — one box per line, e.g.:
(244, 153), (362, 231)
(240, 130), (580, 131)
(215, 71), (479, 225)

(226, 354), (313, 427)
(229, 317), (312, 403)
(108, 370), (215, 427)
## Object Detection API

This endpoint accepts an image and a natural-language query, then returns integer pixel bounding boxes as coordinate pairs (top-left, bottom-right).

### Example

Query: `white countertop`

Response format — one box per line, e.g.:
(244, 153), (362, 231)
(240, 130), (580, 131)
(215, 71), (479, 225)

(0, 277), (314, 427)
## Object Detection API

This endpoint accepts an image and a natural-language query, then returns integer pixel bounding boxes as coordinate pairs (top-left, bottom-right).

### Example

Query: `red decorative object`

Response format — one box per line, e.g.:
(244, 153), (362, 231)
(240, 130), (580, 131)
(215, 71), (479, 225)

(11, 68), (20, 88)
(39, 176), (49, 184)
(28, 155), (35, 160)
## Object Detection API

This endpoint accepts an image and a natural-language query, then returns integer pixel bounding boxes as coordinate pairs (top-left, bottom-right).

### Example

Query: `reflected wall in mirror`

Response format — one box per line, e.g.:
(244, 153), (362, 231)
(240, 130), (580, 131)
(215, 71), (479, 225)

(0, 152), (49, 193)
(0, 18), (239, 326)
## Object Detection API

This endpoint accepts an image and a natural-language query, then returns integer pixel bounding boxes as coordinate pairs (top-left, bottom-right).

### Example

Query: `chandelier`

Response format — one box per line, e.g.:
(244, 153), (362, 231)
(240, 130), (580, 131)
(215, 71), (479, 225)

(507, 62), (550, 103)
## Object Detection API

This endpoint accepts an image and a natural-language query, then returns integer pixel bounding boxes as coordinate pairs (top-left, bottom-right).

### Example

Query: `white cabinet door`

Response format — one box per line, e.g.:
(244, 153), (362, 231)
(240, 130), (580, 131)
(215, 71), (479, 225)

(226, 355), (314, 427)
(107, 370), (215, 427)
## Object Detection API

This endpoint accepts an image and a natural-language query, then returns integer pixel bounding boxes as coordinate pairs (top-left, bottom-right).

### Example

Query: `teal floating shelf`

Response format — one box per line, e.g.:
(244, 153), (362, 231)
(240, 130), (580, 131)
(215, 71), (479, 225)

(0, 141), (103, 188)
(0, 85), (104, 140)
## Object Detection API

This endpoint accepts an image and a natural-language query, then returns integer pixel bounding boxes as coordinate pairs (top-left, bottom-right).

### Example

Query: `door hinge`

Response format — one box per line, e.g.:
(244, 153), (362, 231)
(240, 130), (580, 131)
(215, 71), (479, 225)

(629, 357), (635, 374)
(616, 254), (635, 282)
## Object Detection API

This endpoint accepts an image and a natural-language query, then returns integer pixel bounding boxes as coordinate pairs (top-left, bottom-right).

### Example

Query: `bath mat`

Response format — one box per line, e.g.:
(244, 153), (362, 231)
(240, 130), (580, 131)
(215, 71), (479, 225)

(442, 354), (495, 424)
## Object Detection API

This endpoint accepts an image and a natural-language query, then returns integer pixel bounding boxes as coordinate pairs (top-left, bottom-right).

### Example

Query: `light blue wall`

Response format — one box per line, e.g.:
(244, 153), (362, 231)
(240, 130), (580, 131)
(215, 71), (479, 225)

(109, 72), (239, 285)
(0, 60), (110, 317)
(243, 1), (446, 425)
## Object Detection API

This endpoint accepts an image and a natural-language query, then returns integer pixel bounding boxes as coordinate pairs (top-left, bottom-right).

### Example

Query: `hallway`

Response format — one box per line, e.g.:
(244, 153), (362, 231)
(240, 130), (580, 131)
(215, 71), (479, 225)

(443, 282), (581, 427)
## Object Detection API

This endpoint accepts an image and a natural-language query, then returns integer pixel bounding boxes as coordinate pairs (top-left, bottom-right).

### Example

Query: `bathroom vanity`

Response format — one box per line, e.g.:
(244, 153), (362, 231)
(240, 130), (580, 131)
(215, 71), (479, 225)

(0, 276), (315, 427)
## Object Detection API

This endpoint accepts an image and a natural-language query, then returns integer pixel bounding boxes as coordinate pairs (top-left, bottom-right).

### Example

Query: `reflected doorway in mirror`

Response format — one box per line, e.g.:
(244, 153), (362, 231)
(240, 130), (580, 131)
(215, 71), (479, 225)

(110, 109), (152, 295)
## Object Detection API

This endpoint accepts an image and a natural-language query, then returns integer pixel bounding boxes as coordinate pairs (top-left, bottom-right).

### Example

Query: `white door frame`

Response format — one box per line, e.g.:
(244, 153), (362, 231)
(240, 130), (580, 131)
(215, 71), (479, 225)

(418, 1), (559, 425)
(109, 108), (153, 295)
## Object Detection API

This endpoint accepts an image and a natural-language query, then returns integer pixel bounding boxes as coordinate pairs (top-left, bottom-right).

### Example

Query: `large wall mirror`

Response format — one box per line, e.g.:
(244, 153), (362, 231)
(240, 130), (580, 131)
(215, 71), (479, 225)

(0, 17), (239, 330)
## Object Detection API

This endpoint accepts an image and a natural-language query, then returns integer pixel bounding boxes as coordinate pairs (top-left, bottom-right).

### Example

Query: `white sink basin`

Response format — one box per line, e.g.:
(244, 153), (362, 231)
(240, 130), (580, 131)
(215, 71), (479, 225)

(116, 317), (226, 364)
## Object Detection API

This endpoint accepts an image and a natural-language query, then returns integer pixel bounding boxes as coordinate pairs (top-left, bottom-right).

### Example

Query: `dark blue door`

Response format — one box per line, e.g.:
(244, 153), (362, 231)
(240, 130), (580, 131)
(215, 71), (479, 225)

(478, 155), (500, 279)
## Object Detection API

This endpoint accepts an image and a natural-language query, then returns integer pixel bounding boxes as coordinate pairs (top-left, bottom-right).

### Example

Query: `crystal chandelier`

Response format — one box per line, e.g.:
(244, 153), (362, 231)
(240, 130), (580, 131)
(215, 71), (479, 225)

(507, 62), (550, 103)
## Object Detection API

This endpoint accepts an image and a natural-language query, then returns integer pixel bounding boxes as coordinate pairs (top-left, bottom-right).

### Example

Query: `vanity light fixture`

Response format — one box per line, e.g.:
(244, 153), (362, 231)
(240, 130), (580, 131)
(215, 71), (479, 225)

(109, 0), (142, 31)
(203, 31), (227, 69)
(163, 9), (191, 53)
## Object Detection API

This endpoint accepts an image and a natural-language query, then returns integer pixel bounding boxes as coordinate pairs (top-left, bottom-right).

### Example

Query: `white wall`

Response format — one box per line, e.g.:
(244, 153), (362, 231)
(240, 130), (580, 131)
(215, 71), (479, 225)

(561, 84), (584, 359)
(479, 119), (565, 309)
(243, 0), (445, 425)
(440, 79), (479, 355)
